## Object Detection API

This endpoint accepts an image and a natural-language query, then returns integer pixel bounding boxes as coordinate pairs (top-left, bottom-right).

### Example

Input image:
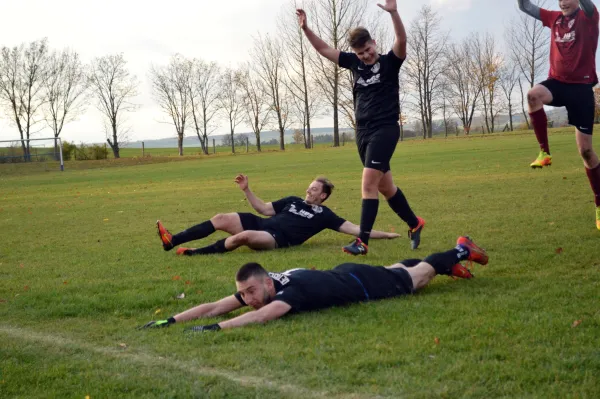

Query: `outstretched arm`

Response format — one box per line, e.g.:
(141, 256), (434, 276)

(139, 295), (244, 329)
(190, 300), (291, 331)
(174, 295), (244, 322)
(297, 9), (340, 64)
(580, 0), (596, 18)
(517, 0), (541, 20)
(378, 0), (407, 59)
(235, 174), (275, 216)
(337, 221), (400, 239)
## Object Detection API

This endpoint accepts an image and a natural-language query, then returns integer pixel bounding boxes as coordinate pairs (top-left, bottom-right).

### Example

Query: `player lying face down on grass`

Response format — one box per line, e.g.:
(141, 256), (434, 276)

(140, 237), (488, 332)
(156, 174), (400, 256)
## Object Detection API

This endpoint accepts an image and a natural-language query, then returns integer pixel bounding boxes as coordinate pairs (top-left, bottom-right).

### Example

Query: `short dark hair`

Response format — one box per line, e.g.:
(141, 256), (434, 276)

(236, 262), (269, 282)
(348, 27), (373, 49)
(315, 176), (334, 201)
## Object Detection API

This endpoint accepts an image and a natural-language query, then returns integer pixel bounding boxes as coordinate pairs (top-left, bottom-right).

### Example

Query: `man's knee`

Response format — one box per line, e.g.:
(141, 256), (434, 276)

(527, 86), (551, 109)
(579, 146), (596, 163)
(210, 213), (234, 229)
(229, 231), (251, 246)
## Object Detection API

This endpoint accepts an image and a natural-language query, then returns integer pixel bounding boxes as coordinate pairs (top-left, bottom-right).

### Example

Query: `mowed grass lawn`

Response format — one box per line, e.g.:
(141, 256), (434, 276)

(1, 129), (599, 398)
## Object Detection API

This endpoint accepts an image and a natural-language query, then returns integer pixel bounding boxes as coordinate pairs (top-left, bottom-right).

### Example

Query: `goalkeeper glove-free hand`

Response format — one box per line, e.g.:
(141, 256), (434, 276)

(185, 323), (221, 333)
(139, 317), (176, 329)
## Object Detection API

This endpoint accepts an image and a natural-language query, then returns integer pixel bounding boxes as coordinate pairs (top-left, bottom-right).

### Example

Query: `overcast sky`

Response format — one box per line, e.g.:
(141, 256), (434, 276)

(0, 0), (592, 144)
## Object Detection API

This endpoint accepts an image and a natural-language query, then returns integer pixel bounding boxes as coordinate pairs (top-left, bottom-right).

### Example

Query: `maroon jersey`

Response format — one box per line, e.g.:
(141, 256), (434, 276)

(540, 7), (599, 85)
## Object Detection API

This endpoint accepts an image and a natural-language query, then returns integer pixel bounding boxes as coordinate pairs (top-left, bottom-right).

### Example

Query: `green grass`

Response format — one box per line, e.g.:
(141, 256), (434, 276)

(1, 128), (599, 398)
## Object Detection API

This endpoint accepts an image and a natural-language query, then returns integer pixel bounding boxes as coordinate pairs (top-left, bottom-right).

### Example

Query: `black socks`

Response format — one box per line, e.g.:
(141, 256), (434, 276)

(172, 221), (216, 246)
(387, 187), (418, 229)
(359, 199), (379, 245)
(424, 246), (470, 275)
(188, 238), (228, 256)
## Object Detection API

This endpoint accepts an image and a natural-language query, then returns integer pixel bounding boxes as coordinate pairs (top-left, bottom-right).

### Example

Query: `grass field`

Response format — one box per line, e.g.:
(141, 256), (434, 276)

(1, 128), (599, 398)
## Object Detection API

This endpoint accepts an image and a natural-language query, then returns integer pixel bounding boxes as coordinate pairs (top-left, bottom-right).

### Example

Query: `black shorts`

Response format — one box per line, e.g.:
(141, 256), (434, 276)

(540, 79), (595, 135)
(356, 124), (400, 172)
(237, 212), (290, 248)
(334, 263), (414, 300)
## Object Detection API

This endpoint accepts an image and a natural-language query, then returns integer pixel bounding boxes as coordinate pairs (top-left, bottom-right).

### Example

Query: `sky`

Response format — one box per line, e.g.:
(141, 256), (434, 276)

(0, 0), (592, 144)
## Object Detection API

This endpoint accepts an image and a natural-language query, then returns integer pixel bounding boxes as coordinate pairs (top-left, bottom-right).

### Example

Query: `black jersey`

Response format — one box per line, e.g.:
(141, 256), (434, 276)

(234, 264), (414, 313)
(338, 50), (404, 128)
(262, 196), (346, 246)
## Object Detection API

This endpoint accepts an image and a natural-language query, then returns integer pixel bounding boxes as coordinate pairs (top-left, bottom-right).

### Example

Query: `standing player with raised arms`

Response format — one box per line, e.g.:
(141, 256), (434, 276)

(519, 0), (600, 230)
(297, 0), (425, 255)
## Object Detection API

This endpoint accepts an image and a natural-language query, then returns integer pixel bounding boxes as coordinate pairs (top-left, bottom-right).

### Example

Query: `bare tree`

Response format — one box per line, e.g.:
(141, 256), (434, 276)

(0, 39), (48, 161)
(251, 33), (291, 150)
(308, 0), (368, 146)
(473, 33), (503, 133)
(42, 48), (88, 155)
(218, 67), (244, 154)
(150, 54), (192, 156)
(189, 59), (221, 154)
(404, 5), (448, 138)
(279, 0), (319, 148)
(506, 0), (549, 127)
(398, 68), (409, 141)
(445, 41), (484, 134)
(499, 58), (520, 131)
(88, 54), (139, 159)
(238, 63), (272, 152)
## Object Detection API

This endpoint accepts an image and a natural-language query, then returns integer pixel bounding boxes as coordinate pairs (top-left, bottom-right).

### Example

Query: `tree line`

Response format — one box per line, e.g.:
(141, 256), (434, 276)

(2, 0), (593, 160)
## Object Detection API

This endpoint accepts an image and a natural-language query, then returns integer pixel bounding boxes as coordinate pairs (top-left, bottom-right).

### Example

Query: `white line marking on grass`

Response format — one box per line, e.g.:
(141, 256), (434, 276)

(0, 325), (384, 399)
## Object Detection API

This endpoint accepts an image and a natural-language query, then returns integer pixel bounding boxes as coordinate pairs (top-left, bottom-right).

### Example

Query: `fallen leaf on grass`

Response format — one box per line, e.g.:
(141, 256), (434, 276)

(0, 299), (7, 303)
(23, 285), (29, 291)
(19, 263), (24, 268)
(555, 247), (563, 254)
(572, 320), (582, 328)
(172, 275), (181, 281)
(185, 280), (191, 285)
(154, 309), (161, 315)
(103, 218), (109, 222)
(118, 343), (127, 349)
(562, 176), (567, 180)
(434, 337), (440, 345)
(63, 281), (68, 285)
(176, 293), (185, 299)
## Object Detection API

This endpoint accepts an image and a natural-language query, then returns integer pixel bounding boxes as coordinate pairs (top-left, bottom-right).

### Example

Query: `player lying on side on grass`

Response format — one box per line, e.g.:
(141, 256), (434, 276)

(156, 174), (400, 256)
(140, 236), (488, 332)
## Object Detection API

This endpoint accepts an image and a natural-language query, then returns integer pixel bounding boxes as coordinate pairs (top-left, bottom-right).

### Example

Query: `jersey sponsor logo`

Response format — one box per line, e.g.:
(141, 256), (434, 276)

(555, 30), (576, 43)
(288, 203), (315, 219)
(357, 74), (381, 87)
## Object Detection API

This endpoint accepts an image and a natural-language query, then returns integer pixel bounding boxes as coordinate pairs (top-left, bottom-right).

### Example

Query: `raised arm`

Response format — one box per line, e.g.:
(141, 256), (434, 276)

(297, 9), (340, 64)
(337, 221), (400, 239)
(235, 174), (275, 216)
(377, 0), (407, 59)
(517, 0), (542, 20)
(580, 0), (596, 17)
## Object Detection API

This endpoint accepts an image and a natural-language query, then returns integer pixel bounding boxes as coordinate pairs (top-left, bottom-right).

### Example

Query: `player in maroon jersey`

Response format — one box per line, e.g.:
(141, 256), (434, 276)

(519, 0), (600, 230)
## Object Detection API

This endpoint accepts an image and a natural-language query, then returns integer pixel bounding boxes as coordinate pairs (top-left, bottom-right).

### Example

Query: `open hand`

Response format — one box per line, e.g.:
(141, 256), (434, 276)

(296, 9), (307, 29)
(377, 0), (397, 13)
(386, 232), (400, 239)
(234, 174), (249, 191)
